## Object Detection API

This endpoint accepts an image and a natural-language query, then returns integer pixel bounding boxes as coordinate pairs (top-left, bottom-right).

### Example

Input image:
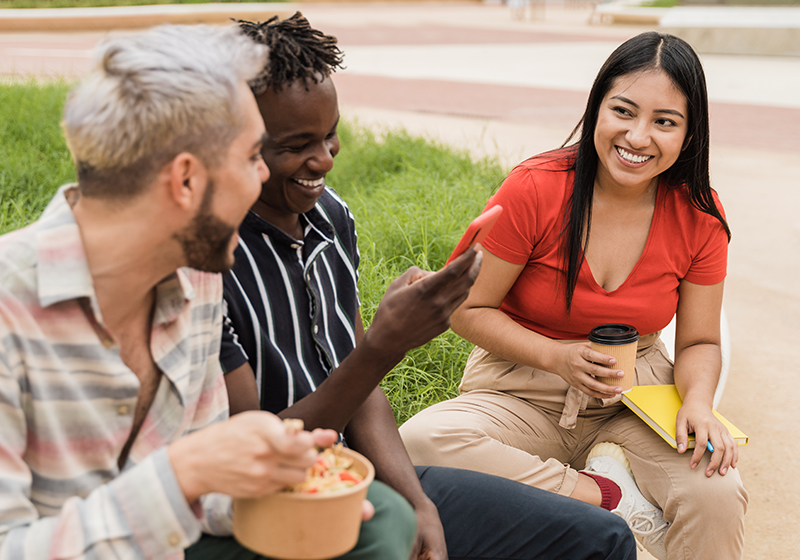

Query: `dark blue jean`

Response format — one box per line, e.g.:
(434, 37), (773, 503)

(416, 466), (636, 560)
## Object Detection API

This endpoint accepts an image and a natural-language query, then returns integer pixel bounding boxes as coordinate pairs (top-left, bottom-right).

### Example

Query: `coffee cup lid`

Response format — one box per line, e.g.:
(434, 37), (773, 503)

(588, 324), (640, 345)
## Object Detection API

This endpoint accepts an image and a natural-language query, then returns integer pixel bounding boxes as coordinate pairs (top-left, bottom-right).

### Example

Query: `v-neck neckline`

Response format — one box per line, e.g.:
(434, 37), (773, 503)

(582, 180), (663, 295)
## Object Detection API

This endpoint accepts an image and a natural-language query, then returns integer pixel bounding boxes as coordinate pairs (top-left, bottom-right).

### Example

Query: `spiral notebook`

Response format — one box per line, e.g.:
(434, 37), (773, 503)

(621, 384), (748, 449)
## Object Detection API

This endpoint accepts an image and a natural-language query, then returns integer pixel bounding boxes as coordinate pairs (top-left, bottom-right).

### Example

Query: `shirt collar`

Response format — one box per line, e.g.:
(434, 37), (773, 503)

(36, 185), (196, 326)
(36, 185), (96, 308)
(153, 268), (196, 326)
(240, 202), (335, 247)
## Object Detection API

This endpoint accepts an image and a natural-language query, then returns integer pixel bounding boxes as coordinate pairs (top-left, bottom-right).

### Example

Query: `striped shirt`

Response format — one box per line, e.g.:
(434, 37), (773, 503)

(0, 186), (232, 560)
(221, 187), (360, 413)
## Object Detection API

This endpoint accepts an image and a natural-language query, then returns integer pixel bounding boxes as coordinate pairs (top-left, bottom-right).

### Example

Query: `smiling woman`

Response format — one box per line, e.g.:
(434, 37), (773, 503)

(399, 31), (747, 560)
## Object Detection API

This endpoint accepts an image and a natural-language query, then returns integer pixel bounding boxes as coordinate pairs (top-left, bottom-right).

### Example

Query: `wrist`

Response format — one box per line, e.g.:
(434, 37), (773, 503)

(538, 338), (564, 374)
(676, 379), (716, 408)
(681, 393), (713, 409)
(358, 329), (407, 372)
(168, 436), (207, 505)
(409, 494), (437, 514)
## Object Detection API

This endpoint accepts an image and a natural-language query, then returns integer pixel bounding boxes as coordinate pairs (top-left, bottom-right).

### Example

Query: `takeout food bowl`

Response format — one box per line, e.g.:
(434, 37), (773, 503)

(233, 447), (375, 560)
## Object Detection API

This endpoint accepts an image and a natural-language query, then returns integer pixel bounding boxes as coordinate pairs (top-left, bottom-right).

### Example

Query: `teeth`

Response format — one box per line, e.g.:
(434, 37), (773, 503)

(295, 178), (324, 187)
(616, 147), (652, 164)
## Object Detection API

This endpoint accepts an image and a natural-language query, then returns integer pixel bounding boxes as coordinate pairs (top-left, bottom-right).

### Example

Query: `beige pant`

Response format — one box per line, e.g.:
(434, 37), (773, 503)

(399, 337), (748, 560)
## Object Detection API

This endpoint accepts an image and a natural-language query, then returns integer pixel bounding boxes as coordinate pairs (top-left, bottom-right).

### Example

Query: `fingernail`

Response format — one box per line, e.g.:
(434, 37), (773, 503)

(678, 443), (685, 452)
(690, 462), (697, 469)
(720, 467), (727, 475)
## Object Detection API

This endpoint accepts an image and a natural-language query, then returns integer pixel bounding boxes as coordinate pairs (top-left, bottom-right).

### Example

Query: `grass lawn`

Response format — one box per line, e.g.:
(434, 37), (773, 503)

(0, 81), (507, 425)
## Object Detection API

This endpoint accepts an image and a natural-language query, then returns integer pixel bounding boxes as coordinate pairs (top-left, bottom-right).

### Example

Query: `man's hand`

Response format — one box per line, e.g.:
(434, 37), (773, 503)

(364, 249), (481, 360)
(168, 411), (338, 504)
(408, 499), (448, 560)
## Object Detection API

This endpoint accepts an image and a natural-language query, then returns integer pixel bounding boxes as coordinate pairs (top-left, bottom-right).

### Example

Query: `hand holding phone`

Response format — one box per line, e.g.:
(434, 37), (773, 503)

(445, 205), (503, 266)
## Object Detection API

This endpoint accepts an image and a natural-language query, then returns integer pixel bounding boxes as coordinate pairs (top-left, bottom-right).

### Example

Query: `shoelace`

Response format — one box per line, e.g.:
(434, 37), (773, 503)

(626, 509), (670, 545)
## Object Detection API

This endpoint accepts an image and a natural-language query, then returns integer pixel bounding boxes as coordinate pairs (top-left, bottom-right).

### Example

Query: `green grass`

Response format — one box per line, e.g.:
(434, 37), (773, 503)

(640, 0), (679, 8)
(330, 125), (506, 423)
(0, 81), (75, 234)
(0, 0), (280, 8)
(0, 82), (507, 426)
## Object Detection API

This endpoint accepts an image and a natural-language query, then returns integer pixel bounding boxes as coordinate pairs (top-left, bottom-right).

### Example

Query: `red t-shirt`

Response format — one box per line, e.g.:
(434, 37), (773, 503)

(482, 148), (728, 340)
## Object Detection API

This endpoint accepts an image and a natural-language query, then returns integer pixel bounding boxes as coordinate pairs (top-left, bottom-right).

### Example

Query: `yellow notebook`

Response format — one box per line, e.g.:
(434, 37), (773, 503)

(621, 384), (748, 448)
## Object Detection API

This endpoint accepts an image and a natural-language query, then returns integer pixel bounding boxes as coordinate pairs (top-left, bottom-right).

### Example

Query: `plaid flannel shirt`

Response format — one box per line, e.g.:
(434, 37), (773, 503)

(0, 187), (232, 559)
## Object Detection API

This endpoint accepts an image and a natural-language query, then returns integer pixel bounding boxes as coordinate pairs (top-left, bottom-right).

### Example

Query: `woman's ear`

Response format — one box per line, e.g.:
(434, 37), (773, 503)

(682, 134), (694, 151)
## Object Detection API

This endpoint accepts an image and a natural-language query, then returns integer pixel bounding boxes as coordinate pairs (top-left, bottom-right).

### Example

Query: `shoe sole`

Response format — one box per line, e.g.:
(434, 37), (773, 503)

(587, 442), (634, 479)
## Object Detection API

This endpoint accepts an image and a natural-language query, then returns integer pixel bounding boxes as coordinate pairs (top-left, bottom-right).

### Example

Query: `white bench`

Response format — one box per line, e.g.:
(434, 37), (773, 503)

(591, 3), (668, 26)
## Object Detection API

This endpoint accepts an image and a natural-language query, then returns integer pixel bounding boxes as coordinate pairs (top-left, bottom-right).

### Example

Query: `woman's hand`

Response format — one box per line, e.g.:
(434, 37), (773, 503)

(676, 399), (738, 476)
(550, 342), (625, 399)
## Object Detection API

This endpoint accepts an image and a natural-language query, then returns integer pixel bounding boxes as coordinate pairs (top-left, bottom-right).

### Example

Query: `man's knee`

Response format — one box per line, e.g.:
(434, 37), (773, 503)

(598, 513), (638, 560)
(349, 481), (416, 560)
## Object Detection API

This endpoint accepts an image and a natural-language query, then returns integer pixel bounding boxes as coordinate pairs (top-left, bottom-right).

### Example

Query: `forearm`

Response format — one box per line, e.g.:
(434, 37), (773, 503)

(344, 388), (431, 509)
(451, 306), (564, 373)
(673, 342), (721, 407)
(278, 333), (405, 432)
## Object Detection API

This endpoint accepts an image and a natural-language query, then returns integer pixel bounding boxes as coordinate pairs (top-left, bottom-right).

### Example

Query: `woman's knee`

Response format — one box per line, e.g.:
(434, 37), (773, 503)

(679, 467), (748, 524)
(399, 407), (480, 465)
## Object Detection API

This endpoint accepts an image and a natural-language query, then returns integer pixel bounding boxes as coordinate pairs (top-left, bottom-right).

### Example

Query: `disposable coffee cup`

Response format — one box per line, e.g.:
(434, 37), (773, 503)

(588, 324), (640, 393)
(233, 447), (374, 560)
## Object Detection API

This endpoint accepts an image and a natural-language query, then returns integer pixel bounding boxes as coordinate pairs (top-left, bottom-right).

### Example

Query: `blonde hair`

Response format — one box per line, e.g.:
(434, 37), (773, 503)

(62, 24), (267, 198)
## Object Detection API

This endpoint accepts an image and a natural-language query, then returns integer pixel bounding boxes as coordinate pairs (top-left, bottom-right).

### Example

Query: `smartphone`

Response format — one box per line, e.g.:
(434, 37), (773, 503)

(445, 205), (503, 266)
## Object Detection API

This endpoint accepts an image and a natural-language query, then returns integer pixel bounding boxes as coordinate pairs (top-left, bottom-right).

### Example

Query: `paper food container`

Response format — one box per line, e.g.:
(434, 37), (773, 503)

(233, 447), (375, 560)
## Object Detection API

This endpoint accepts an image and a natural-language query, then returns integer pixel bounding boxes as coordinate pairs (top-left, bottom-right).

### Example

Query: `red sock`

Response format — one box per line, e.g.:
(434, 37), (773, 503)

(580, 472), (622, 511)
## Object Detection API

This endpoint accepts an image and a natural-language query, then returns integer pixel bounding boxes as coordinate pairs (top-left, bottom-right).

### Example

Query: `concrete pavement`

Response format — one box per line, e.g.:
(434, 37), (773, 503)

(1, 2), (799, 559)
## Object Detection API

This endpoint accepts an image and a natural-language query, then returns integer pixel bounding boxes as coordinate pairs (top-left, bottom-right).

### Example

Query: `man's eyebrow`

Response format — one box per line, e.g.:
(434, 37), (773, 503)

(611, 95), (685, 119)
(253, 132), (268, 149)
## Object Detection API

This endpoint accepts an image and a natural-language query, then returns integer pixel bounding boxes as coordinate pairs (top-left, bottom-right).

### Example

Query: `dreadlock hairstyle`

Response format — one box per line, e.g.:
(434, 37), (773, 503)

(238, 12), (344, 96)
(559, 31), (730, 312)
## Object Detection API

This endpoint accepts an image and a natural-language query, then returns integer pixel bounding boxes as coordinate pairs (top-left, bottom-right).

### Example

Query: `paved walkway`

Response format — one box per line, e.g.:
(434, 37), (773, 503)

(1, 3), (799, 559)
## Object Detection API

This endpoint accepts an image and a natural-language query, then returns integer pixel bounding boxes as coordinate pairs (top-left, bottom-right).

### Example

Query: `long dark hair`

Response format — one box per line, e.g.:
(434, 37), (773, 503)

(560, 31), (730, 311)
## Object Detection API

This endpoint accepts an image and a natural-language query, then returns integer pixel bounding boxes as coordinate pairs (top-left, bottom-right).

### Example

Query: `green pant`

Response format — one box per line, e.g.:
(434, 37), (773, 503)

(185, 481), (416, 560)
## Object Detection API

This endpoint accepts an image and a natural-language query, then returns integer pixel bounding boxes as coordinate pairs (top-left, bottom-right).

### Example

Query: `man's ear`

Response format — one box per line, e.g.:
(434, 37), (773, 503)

(166, 152), (208, 211)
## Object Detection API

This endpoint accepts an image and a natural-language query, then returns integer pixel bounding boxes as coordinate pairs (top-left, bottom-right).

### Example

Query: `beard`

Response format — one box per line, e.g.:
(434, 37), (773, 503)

(174, 179), (238, 274)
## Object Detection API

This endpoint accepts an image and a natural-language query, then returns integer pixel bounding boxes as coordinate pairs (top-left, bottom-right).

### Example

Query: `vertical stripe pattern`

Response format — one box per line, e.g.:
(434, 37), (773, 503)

(220, 187), (360, 414)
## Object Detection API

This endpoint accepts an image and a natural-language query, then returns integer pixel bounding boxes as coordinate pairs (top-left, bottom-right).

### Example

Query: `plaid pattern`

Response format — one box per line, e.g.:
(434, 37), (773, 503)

(0, 186), (232, 559)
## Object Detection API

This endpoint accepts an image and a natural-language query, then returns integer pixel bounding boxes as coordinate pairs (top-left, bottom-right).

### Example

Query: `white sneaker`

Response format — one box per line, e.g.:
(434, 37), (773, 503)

(582, 446), (669, 560)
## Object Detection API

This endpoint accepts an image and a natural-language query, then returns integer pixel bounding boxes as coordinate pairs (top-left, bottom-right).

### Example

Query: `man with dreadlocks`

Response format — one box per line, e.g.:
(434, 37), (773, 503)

(196, 13), (637, 560)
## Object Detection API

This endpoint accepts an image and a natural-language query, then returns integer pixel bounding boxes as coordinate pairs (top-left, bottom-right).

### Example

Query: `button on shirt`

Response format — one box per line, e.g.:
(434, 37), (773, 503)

(0, 186), (232, 559)
(220, 188), (360, 414)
